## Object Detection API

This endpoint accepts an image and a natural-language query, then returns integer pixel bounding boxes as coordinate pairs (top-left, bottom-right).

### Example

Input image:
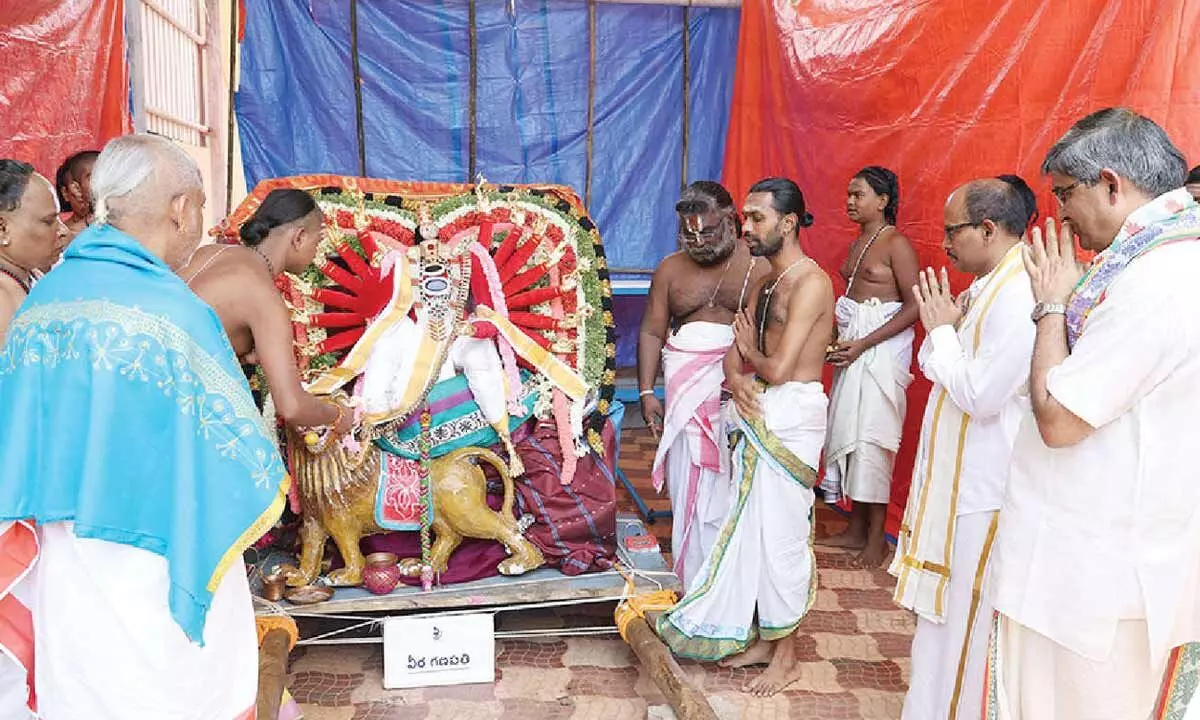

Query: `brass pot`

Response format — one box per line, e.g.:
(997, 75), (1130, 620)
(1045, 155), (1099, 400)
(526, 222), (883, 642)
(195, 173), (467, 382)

(260, 572), (286, 602)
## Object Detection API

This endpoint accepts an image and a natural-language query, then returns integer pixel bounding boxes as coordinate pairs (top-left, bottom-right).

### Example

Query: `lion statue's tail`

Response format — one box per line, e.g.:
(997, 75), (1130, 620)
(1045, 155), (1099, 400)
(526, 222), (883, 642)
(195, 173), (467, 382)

(445, 446), (518, 519)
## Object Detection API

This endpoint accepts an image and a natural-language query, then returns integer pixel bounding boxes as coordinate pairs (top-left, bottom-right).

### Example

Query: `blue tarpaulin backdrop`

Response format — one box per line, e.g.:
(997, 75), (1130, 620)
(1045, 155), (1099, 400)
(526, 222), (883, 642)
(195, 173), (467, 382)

(235, 0), (739, 366)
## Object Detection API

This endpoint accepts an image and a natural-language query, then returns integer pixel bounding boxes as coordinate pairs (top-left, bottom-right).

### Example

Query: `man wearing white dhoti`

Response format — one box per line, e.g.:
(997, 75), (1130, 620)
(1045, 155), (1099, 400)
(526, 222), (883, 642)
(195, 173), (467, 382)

(658, 178), (834, 698)
(822, 166), (920, 567)
(891, 177), (1037, 720)
(0, 136), (288, 719)
(987, 108), (1200, 719)
(639, 182), (764, 588)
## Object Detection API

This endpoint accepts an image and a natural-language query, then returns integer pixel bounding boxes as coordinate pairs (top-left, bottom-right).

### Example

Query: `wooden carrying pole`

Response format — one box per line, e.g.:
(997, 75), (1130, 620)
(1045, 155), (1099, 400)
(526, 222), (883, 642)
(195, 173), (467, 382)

(255, 615), (299, 719)
(624, 616), (718, 720)
(616, 586), (717, 720)
(257, 627), (292, 719)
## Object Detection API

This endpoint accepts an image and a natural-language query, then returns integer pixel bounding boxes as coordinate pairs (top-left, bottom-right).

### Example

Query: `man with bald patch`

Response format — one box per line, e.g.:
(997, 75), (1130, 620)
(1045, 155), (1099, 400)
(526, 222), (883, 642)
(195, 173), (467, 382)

(890, 177), (1037, 720)
(0, 134), (288, 719)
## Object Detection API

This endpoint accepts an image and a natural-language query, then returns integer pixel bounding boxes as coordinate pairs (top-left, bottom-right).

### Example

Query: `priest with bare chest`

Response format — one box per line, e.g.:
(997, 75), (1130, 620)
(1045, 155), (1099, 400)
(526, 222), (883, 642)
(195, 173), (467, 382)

(638, 181), (766, 589)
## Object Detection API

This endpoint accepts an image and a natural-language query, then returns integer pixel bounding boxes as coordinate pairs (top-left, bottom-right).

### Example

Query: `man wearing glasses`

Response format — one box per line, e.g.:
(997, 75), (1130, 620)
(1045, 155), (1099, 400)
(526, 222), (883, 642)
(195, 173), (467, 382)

(638, 181), (766, 589)
(988, 108), (1200, 718)
(892, 177), (1037, 720)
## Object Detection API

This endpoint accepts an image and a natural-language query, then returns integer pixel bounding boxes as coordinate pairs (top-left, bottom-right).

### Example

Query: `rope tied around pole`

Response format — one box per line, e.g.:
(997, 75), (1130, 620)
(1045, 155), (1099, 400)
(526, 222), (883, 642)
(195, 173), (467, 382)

(614, 567), (677, 643)
(256, 614), (299, 651)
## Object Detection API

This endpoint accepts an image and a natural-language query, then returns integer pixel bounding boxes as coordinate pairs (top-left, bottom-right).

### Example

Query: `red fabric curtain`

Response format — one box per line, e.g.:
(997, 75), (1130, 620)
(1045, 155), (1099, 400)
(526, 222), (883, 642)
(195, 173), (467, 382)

(722, 0), (1200, 536)
(0, 0), (130, 179)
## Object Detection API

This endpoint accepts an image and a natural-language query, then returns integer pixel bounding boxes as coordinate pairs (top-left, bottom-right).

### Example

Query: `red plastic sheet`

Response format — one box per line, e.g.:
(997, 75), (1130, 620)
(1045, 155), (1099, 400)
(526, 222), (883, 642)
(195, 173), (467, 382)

(0, 0), (130, 178)
(722, 0), (1200, 536)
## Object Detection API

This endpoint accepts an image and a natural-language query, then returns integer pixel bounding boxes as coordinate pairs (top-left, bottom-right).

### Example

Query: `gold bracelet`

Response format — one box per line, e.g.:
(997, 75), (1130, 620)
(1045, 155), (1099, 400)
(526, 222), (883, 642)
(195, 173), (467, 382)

(303, 400), (346, 451)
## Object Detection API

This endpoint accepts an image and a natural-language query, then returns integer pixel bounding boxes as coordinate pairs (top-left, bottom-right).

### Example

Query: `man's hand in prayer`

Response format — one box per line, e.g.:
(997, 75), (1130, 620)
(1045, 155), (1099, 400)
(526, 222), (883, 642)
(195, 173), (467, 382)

(730, 372), (763, 421)
(732, 309), (759, 359)
(914, 266), (962, 332)
(1023, 218), (1084, 305)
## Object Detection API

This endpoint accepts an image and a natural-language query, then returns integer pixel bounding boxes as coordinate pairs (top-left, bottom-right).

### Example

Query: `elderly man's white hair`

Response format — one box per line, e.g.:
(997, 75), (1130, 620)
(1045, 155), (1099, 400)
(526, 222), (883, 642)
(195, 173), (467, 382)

(92, 134), (202, 225)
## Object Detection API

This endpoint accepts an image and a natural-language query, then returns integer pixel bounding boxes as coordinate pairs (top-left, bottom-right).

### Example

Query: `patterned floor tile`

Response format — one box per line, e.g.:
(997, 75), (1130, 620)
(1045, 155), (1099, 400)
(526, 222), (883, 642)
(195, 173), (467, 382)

(811, 587), (844, 611)
(831, 658), (908, 692)
(493, 666), (572, 701)
(291, 671), (366, 707)
(291, 646), (377, 675)
(837, 586), (904, 611)
(419, 682), (496, 702)
(791, 632), (823, 663)
(781, 660), (842, 694)
(494, 639), (567, 668)
(853, 687), (907, 719)
(853, 608), (917, 635)
(567, 696), (648, 719)
(786, 690), (862, 719)
(499, 698), (575, 719)
(709, 692), (792, 720)
(300, 707), (356, 720)
(350, 701), (429, 720)
(873, 631), (915, 659)
(561, 636), (635, 668)
(424, 699), (505, 720)
(814, 631), (886, 662)
(803, 609), (861, 635)
(564, 665), (640, 698)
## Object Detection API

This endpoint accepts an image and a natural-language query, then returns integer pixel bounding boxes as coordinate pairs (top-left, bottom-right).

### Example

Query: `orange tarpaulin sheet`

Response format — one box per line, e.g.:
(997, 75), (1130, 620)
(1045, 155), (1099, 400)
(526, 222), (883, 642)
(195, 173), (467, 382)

(0, 0), (130, 178)
(722, 0), (1200, 537)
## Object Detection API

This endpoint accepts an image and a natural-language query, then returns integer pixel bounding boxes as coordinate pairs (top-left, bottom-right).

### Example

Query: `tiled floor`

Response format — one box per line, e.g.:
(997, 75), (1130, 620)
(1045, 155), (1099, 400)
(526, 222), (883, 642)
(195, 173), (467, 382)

(286, 427), (913, 719)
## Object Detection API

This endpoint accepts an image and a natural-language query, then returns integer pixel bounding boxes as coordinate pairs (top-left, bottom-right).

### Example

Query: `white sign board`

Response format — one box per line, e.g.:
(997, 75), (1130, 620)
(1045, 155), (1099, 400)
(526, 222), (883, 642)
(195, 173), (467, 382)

(382, 613), (495, 689)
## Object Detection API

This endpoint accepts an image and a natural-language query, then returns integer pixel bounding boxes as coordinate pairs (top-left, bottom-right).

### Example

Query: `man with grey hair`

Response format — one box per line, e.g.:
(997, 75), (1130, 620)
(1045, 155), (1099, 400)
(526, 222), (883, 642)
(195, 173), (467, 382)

(891, 177), (1037, 720)
(987, 108), (1200, 718)
(0, 133), (289, 718)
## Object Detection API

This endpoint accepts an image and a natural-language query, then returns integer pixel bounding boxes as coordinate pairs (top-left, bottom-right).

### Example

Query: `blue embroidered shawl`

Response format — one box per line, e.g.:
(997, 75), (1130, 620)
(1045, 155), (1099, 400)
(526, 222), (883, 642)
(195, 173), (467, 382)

(0, 224), (290, 643)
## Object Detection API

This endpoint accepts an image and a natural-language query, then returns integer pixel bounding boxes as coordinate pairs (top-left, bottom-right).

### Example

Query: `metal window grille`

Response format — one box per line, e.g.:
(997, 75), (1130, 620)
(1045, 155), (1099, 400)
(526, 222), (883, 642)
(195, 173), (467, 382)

(139, 0), (208, 146)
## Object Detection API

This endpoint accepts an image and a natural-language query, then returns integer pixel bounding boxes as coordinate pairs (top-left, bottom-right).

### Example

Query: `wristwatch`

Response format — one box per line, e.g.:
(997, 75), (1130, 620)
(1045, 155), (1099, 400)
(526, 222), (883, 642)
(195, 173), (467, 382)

(1030, 302), (1067, 323)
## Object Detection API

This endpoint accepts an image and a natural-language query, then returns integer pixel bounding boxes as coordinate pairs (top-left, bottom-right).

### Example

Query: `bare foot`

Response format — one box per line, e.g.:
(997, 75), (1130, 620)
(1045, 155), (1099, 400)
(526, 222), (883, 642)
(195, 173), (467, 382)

(816, 528), (867, 550)
(851, 536), (889, 568)
(719, 639), (773, 668)
(744, 641), (802, 696)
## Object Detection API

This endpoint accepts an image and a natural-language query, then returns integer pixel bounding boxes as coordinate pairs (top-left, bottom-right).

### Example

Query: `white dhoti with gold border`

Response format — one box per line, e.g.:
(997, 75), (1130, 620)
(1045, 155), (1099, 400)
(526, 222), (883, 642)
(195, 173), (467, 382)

(656, 382), (826, 661)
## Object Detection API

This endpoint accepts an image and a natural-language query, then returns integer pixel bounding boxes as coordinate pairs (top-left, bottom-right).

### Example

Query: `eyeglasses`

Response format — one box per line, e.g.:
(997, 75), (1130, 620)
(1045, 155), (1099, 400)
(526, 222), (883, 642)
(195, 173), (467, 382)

(1051, 181), (1084, 205)
(943, 222), (980, 241)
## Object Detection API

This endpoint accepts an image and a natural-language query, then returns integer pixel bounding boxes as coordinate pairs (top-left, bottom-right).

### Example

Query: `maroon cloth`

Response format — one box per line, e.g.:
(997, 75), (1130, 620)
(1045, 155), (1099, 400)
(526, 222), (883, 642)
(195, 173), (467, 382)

(489, 419), (618, 575)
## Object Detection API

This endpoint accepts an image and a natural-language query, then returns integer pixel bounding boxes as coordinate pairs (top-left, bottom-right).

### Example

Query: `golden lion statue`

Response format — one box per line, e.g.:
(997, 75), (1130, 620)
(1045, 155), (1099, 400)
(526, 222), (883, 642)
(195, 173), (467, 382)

(283, 428), (545, 587)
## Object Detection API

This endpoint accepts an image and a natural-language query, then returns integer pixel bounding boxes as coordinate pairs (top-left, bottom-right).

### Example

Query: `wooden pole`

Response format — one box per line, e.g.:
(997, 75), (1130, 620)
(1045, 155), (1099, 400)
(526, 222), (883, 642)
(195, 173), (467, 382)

(585, 0), (597, 207)
(468, 0), (478, 181)
(349, 0), (367, 177)
(625, 617), (717, 720)
(256, 627), (292, 720)
(225, 0), (238, 215)
(680, 2), (690, 192)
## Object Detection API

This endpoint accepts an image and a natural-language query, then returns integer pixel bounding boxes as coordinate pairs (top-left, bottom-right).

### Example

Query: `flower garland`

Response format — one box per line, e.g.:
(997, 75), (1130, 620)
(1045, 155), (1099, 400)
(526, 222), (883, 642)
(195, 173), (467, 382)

(417, 407), (435, 591)
(234, 179), (617, 468)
